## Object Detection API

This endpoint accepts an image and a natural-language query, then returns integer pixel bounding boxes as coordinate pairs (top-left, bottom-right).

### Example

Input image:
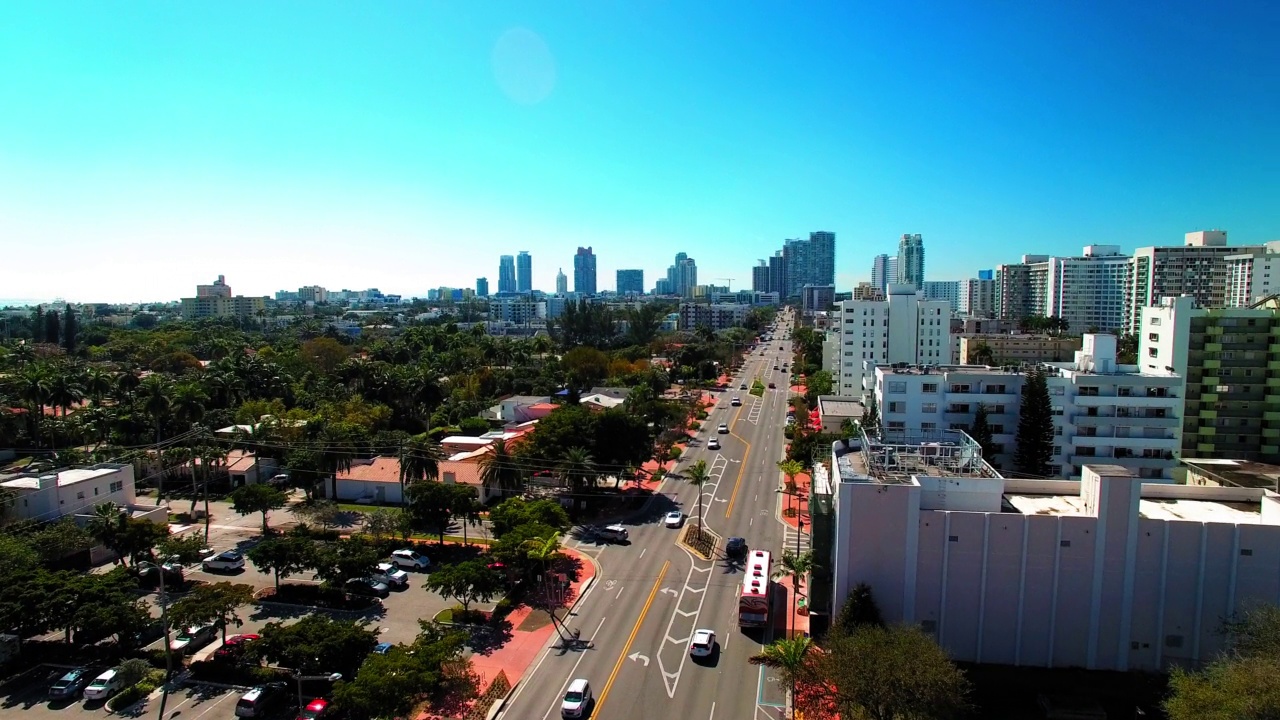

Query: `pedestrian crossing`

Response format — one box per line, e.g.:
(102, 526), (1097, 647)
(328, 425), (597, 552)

(781, 525), (810, 555)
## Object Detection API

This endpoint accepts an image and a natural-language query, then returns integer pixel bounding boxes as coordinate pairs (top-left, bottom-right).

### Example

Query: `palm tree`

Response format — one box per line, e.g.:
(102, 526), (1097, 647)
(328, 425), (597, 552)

(523, 532), (571, 636)
(777, 459), (804, 512)
(136, 375), (172, 444)
(114, 369), (141, 399)
(16, 365), (51, 445)
(314, 424), (355, 500)
(559, 447), (596, 492)
(83, 368), (115, 406)
(748, 635), (813, 715)
(87, 502), (129, 566)
(480, 438), (524, 497)
(773, 549), (815, 637)
(171, 383), (208, 427)
(685, 459), (711, 537)
(399, 433), (444, 505)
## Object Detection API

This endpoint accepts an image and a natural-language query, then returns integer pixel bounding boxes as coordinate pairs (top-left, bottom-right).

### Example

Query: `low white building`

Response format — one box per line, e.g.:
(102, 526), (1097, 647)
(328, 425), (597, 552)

(873, 334), (1182, 480)
(0, 463), (159, 523)
(826, 435), (1280, 672)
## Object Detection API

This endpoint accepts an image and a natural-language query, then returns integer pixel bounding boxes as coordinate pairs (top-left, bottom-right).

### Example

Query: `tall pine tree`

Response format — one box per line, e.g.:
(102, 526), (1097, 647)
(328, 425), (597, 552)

(32, 306), (44, 343)
(44, 310), (61, 347)
(1014, 367), (1055, 477)
(970, 403), (998, 466)
(62, 306), (78, 354)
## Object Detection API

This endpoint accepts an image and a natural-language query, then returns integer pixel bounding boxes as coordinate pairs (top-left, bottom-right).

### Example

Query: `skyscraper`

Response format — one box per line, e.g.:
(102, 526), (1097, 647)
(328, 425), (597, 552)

(476, 277), (489, 297)
(752, 261), (770, 292)
(516, 251), (532, 293)
(498, 255), (516, 294)
(555, 268), (568, 295)
(768, 252), (787, 298)
(573, 247), (597, 295)
(616, 269), (644, 295)
(779, 231), (836, 298)
(871, 254), (898, 293)
(667, 252), (698, 297)
(897, 234), (925, 289)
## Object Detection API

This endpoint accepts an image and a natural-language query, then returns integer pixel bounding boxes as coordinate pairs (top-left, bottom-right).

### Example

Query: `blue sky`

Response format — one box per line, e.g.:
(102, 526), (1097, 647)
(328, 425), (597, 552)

(1, 1), (1277, 303)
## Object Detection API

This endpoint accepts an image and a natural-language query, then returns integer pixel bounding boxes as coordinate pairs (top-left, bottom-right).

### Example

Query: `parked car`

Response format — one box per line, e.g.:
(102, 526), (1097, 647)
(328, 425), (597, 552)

(689, 629), (717, 658)
(388, 549), (430, 571)
(344, 577), (390, 598)
(664, 511), (683, 528)
(269, 473), (290, 486)
(235, 682), (291, 718)
(82, 668), (124, 701)
(560, 678), (593, 719)
(707, 437), (720, 450)
(48, 668), (92, 699)
(171, 625), (216, 655)
(202, 550), (245, 572)
(373, 642), (394, 655)
(214, 634), (261, 661)
(297, 698), (331, 720)
(717, 423), (729, 434)
(372, 562), (410, 589)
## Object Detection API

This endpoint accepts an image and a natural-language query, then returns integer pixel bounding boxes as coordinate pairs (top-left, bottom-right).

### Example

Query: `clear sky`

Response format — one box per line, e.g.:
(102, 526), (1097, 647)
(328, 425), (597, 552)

(1, 1), (1277, 304)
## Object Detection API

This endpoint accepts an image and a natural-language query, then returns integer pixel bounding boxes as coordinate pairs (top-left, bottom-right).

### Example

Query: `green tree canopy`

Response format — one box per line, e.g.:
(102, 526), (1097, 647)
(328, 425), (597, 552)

(813, 624), (970, 720)
(247, 536), (318, 590)
(229, 483), (289, 533)
(253, 615), (378, 679)
(424, 559), (503, 612)
(1165, 604), (1280, 720)
(1013, 367), (1055, 477)
(406, 481), (478, 544)
(167, 581), (256, 643)
(488, 497), (570, 538)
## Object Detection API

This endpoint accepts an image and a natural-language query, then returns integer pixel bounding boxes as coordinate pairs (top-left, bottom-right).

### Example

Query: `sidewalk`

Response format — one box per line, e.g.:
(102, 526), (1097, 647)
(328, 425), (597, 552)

(424, 546), (598, 719)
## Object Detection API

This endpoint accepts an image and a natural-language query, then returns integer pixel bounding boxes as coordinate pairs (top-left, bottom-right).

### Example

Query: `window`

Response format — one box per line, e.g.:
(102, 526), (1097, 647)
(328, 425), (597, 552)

(949, 384), (971, 393)
(921, 422), (937, 431)
(921, 402), (937, 413)
(887, 381), (907, 393)
(922, 383), (938, 393)
(1118, 386), (1132, 397)
(991, 424), (1005, 434)
(1148, 347), (1158, 357)
(109, 481), (124, 493)
(888, 402), (904, 413)
(1051, 406), (1064, 416)
(1148, 332), (1159, 341)
(887, 421), (906, 430)
(947, 403), (970, 413)
(76, 491), (85, 500)
(1053, 446), (1063, 456)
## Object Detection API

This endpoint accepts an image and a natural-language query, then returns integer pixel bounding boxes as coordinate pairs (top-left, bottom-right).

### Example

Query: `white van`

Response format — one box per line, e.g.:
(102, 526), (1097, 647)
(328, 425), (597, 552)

(561, 678), (592, 718)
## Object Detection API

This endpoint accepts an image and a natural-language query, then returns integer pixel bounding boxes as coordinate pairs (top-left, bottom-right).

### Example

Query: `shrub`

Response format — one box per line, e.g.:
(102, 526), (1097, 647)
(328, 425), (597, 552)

(784, 426), (795, 440)
(669, 446), (683, 460)
(689, 421), (701, 431)
(106, 670), (165, 712)
(696, 409), (709, 420)
(782, 507), (798, 518)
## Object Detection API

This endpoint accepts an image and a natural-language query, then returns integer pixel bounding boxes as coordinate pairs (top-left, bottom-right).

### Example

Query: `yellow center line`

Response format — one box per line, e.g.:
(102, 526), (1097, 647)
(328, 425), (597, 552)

(594, 560), (669, 717)
(724, 363), (762, 519)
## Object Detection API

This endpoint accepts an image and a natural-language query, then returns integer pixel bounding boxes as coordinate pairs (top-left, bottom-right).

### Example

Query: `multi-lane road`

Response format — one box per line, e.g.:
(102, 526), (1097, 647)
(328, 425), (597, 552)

(499, 309), (798, 720)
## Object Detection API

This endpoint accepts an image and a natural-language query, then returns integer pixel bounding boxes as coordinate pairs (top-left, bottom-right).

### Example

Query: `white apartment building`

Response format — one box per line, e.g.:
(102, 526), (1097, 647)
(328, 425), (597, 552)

(958, 277), (995, 318)
(1227, 241), (1280, 307)
(921, 281), (961, 312)
(835, 284), (950, 399)
(826, 442), (1280, 672)
(489, 297), (543, 324)
(997, 246), (1129, 334)
(872, 334), (1182, 479)
(679, 302), (749, 331)
(1124, 230), (1265, 334)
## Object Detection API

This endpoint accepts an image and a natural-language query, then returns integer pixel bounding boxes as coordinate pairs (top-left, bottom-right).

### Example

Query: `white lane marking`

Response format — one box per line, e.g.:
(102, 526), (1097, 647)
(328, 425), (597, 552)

(709, 701), (716, 720)
(639, 548), (646, 560)
(616, 585), (626, 600)
(507, 567), (604, 717)
(540, 616), (607, 720)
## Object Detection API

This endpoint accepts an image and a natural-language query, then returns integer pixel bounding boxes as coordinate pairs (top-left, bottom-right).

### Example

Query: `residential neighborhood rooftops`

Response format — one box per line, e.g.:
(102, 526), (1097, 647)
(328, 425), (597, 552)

(336, 457), (402, 484)
(1, 463), (129, 490)
(1182, 458), (1280, 491)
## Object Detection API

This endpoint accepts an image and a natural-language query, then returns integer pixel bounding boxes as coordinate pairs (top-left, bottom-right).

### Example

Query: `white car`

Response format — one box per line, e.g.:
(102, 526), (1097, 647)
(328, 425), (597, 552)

(731, 397), (741, 406)
(372, 562), (410, 588)
(171, 624), (216, 655)
(717, 423), (729, 434)
(664, 511), (683, 528)
(389, 549), (431, 571)
(689, 628), (716, 657)
(82, 668), (123, 700)
(707, 437), (720, 451)
(560, 678), (593, 718)
(202, 550), (245, 572)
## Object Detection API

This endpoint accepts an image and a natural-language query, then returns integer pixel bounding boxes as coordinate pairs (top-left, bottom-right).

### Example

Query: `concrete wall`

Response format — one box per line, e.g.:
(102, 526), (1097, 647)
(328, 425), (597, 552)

(831, 464), (1280, 671)
(335, 479), (402, 505)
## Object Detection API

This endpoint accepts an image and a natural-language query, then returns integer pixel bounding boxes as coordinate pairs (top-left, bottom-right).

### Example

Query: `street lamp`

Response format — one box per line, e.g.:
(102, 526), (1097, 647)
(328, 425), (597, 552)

(136, 560), (176, 720)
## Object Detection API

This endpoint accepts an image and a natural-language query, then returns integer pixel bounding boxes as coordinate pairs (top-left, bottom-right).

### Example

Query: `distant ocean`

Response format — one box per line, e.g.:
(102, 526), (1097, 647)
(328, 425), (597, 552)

(0, 299), (51, 308)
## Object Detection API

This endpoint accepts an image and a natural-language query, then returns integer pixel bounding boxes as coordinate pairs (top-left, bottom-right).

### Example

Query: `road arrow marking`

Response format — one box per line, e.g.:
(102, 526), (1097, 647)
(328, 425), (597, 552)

(628, 652), (649, 667)
(660, 588), (679, 598)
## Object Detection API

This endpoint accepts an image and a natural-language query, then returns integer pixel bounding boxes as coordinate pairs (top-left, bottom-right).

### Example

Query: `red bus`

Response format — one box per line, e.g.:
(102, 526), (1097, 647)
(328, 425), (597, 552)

(738, 549), (772, 628)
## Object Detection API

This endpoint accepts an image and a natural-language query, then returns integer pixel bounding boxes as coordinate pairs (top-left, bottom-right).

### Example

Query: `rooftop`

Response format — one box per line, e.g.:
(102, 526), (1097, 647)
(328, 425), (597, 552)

(1006, 492), (1263, 524)
(0, 463), (128, 490)
(336, 456), (401, 484)
(817, 396), (863, 419)
(1182, 458), (1280, 491)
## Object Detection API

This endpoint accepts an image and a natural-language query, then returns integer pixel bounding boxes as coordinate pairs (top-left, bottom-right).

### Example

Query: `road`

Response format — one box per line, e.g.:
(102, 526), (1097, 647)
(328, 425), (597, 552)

(499, 309), (798, 720)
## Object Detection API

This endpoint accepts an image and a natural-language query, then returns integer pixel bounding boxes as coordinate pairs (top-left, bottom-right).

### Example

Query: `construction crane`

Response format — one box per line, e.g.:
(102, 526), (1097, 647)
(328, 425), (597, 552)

(714, 277), (734, 290)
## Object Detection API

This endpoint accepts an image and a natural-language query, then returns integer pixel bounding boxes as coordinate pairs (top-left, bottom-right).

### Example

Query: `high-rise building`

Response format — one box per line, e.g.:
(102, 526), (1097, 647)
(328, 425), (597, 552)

(871, 255), (898, 293)
(516, 251), (533, 293)
(1123, 230), (1264, 334)
(896, 234), (925, 289)
(958, 277), (996, 318)
(995, 256), (1047, 322)
(920, 281), (960, 313)
(1226, 243), (1280, 307)
(573, 247), (597, 295)
(498, 255), (517, 294)
(752, 261), (770, 293)
(994, 248), (1129, 334)
(780, 231), (836, 299)
(768, 252), (787, 298)
(654, 277), (674, 295)
(1141, 295), (1280, 463)
(555, 268), (568, 295)
(476, 278), (489, 297)
(834, 284), (951, 398)
(667, 253), (698, 297)
(197, 275), (232, 298)
(616, 269), (644, 295)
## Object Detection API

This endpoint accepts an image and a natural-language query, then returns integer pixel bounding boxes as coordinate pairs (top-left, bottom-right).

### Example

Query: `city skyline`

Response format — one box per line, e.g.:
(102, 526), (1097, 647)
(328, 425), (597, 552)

(1, 2), (1277, 303)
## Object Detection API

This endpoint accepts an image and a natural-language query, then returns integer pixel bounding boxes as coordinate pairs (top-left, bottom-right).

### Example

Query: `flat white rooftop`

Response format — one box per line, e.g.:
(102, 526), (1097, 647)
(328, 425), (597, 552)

(1008, 494), (1263, 524)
